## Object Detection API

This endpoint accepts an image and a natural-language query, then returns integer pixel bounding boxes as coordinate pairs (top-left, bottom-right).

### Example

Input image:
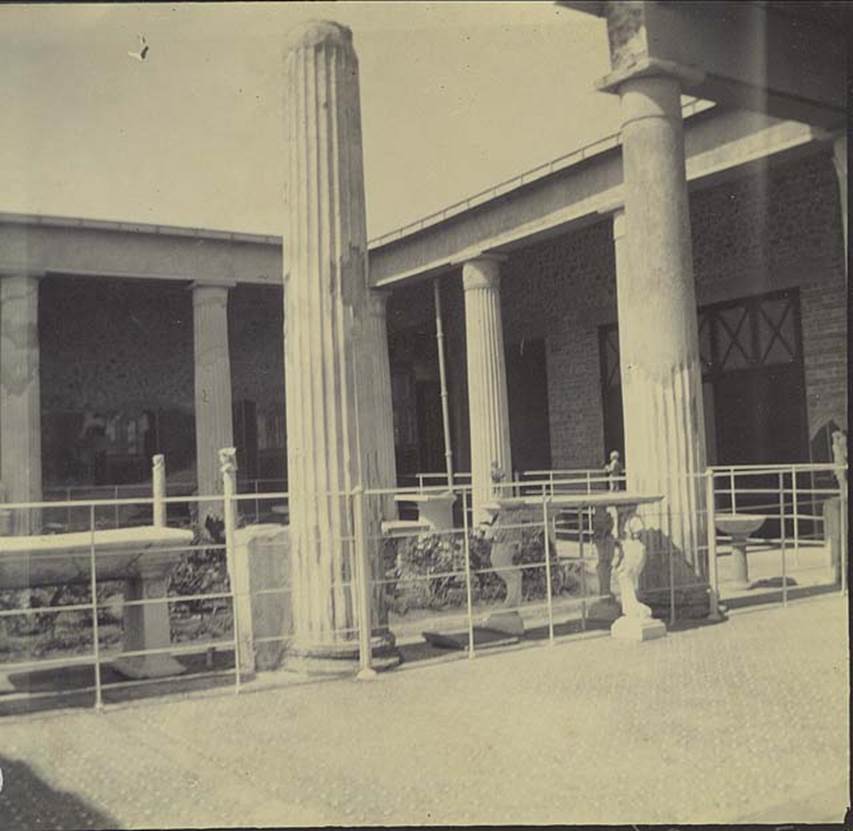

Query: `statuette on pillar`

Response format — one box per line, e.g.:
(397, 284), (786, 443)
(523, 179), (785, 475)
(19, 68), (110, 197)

(463, 255), (513, 525)
(283, 20), (398, 672)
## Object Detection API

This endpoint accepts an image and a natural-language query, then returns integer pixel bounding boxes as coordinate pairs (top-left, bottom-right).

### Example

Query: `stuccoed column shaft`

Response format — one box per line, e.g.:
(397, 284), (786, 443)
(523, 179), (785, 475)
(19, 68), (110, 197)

(833, 134), (847, 279)
(463, 256), (512, 524)
(283, 20), (396, 670)
(357, 290), (398, 521)
(192, 282), (234, 521)
(615, 74), (707, 568)
(1, 273), (42, 535)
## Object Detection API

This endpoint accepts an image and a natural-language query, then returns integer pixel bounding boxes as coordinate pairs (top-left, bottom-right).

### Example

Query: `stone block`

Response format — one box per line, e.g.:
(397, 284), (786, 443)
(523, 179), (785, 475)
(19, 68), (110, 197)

(232, 524), (290, 674)
(483, 610), (525, 637)
(822, 497), (843, 581)
(610, 615), (667, 642)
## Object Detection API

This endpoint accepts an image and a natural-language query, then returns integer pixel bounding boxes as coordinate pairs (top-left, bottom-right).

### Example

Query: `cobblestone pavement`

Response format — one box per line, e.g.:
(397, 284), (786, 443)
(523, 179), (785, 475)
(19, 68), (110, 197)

(0, 594), (848, 828)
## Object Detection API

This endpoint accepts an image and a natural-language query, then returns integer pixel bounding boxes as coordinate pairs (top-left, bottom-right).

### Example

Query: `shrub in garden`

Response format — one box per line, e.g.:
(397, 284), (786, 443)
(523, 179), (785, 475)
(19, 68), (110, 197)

(382, 520), (573, 615)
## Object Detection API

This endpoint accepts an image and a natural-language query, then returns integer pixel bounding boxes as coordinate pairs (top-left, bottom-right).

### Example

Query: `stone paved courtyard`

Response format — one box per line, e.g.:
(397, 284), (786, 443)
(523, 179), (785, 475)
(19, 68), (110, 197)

(0, 593), (848, 828)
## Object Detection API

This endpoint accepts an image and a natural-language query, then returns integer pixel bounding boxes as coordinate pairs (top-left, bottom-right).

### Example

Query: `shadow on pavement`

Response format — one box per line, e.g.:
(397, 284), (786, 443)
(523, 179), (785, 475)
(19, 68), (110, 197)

(0, 753), (118, 830)
(721, 580), (839, 611)
(0, 649), (237, 718)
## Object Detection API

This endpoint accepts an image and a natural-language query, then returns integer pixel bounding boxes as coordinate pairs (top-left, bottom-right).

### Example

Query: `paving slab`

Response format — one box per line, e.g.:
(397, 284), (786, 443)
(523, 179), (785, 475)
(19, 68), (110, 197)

(0, 593), (848, 827)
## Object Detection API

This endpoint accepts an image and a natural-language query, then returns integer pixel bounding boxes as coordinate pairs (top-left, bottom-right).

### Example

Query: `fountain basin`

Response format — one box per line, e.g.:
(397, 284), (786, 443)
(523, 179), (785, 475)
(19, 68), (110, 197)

(715, 513), (765, 589)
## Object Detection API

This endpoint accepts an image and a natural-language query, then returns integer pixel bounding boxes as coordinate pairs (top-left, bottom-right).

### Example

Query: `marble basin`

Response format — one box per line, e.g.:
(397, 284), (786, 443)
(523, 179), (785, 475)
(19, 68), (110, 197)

(715, 514), (765, 539)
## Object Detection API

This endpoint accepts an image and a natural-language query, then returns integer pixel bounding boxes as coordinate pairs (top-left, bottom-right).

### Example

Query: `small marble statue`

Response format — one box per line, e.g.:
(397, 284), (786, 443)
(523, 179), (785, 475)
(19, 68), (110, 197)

(612, 514), (653, 620)
(604, 450), (623, 491)
(832, 430), (847, 487)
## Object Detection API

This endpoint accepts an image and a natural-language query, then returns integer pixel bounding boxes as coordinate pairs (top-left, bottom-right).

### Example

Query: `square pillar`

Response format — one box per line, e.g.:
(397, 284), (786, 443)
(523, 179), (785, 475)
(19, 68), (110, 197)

(192, 281), (235, 522)
(1, 273), (43, 535)
(462, 255), (512, 524)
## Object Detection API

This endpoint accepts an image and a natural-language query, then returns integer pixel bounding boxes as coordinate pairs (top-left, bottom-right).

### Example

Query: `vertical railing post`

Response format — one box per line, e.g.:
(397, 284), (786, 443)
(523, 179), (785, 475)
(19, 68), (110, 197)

(462, 488), (475, 659)
(113, 485), (120, 529)
(254, 479), (260, 525)
(705, 469), (722, 621)
(791, 464), (800, 568)
(66, 487), (72, 530)
(778, 470), (787, 607)
(579, 505), (588, 631)
(668, 504), (676, 627)
(352, 486), (376, 680)
(839, 470), (847, 595)
(152, 454), (166, 528)
(219, 447), (241, 692)
(542, 493), (555, 645)
(89, 504), (103, 711)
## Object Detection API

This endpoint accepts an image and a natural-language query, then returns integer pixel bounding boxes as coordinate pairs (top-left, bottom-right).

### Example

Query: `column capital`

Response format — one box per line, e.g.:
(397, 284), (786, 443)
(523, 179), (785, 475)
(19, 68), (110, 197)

(596, 56), (705, 97)
(611, 207), (626, 242)
(462, 254), (505, 292)
(0, 270), (45, 282)
(190, 279), (236, 293)
(191, 281), (234, 309)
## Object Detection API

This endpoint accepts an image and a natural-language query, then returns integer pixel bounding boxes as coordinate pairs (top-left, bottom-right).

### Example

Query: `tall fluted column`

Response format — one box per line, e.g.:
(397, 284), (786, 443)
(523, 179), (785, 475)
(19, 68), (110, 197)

(833, 134), (847, 279)
(357, 290), (398, 520)
(0, 273), (42, 535)
(462, 256), (512, 524)
(283, 20), (397, 672)
(192, 282), (234, 521)
(614, 74), (707, 571)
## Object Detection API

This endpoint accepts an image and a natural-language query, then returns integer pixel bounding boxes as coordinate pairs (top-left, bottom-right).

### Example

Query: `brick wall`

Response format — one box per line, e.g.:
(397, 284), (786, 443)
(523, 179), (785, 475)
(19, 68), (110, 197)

(40, 277), (194, 413)
(800, 278), (848, 444)
(457, 147), (847, 470)
(39, 278), (288, 485)
(501, 221), (616, 469)
(228, 285), (285, 414)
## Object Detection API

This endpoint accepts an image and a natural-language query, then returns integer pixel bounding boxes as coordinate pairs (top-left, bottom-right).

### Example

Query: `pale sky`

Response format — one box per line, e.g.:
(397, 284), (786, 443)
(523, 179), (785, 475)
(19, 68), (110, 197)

(0, 2), (619, 239)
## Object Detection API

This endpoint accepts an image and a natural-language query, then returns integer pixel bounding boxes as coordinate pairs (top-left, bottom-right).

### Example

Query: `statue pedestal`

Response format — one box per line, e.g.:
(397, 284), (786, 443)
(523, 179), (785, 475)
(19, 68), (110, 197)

(611, 615), (667, 642)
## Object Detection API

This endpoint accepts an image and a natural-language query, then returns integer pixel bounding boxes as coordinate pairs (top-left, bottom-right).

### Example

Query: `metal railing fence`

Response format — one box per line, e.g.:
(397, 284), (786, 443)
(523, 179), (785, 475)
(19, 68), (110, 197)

(1, 461), (845, 714)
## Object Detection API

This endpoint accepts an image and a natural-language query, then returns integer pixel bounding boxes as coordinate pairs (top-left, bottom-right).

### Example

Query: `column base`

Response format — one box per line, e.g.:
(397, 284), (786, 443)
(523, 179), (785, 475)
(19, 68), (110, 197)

(112, 654), (187, 679)
(283, 632), (401, 676)
(611, 615), (667, 642)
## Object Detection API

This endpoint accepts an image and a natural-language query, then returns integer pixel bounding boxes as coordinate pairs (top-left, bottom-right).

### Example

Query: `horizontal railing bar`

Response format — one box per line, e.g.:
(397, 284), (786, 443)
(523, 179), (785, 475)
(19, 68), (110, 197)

(104, 639), (236, 661)
(0, 652), (97, 673)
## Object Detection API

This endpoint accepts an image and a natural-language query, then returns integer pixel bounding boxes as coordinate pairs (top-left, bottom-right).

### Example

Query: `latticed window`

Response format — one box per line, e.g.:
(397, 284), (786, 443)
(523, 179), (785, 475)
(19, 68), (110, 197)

(599, 289), (805, 465)
(701, 290), (800, 375)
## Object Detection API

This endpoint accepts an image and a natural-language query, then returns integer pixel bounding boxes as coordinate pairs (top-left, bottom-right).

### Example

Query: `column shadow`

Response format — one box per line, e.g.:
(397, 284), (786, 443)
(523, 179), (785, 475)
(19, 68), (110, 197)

(0, 753), (119, 829)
